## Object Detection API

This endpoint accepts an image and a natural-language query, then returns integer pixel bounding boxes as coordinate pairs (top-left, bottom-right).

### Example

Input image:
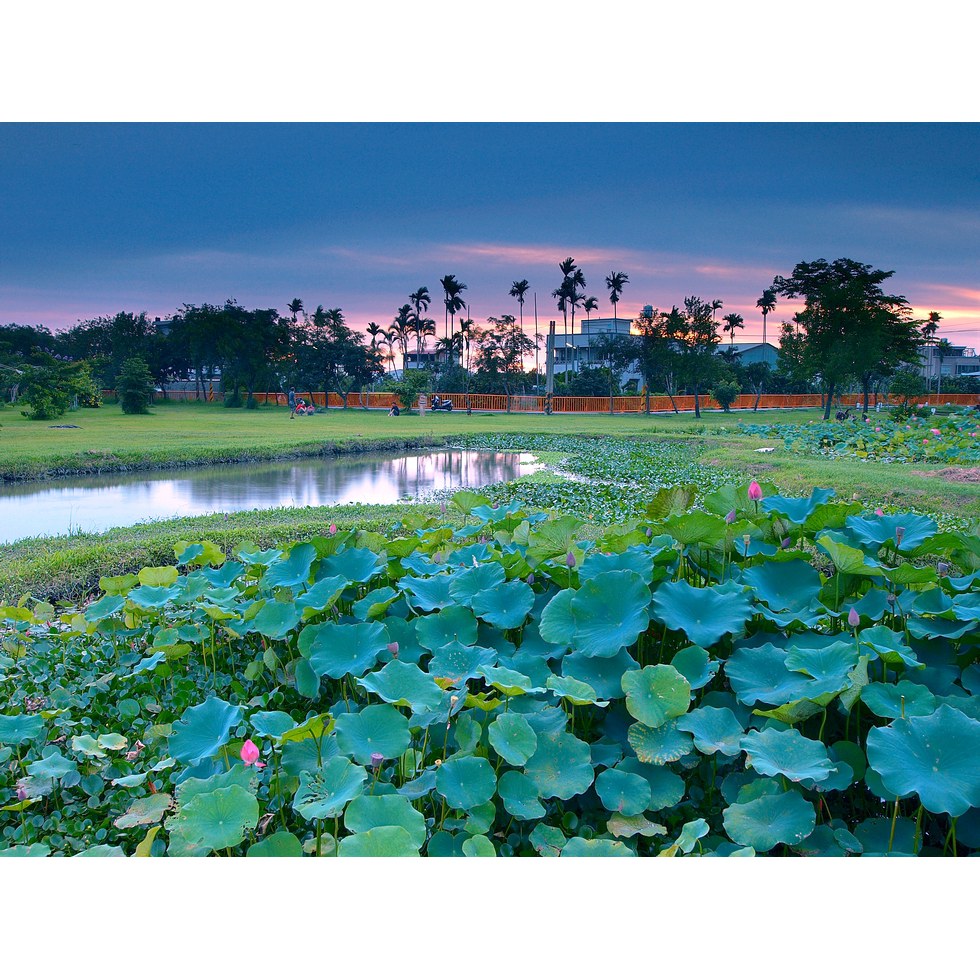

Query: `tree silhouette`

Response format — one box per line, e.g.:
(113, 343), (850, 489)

(756, 288), (777, 351)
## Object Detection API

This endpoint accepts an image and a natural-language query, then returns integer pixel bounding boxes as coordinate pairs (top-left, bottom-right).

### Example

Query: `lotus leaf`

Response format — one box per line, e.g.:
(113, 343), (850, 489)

(479, 665), (542, 697)
(27, 749), (77, 780)
(853, 816), (919, 855)
(248, 831), (303, 857)
(761, 488), (836, 524)
(0, 844), (52, 857)
(861, 681), (937, 719)
(248, 600), (301, 641)
(295, 574), (348, 617)
(449, 562), (507, 603)
(344, 795), (427, 847)
(138, 565), (179, 588)
(461, 834), (497, 857)
(176, 784), (259, 851)
(127, 584), (180, 609)
(352, 587), (399, 620)
(71, 734), (107, 758)
(742, 559), (822, 611)
(97, 733), (128, 751)
(622, 665), (691, 728)
(524, 731), (595, 800)
(426, 831), (467, 857)
(726, 642), (834, 707)
(528, 823), (566, 856)
(569, 570), (651, 658)
(627, 720), (693, 765)
(547, 673), (607, 706)
(723, 789), (816, 852)
(660, 511), (727, 547)
(651, 579), (753, 648)
(670, 645), (718, 690)
(0, 713), (45, 745)
(677, 706), (745, 757)
(358, 660), (446, 712)
(294, 758), (368, 820)
(487, 714), (538, 766)
(83, 594), (126, 623)
(497, 770), (546, 819)
(436, 755), (497, 810)
(114, 793), (173, 829)
(816, 534), (882, 577)
(595, 768), (652, 815)
(321, 547), (384, 584)
(401, 574), (455, 612)
(168, 697), (244, 766)
(858, 624), (919, 667)
(537, 589), (576, 648)
(561, 649), (640, 699)
(866, 705), (980, 816)
(607, 814), (667, 838)
(335, 705), (411, 765)
(470, 580), (535, 629)
(740, 728), (837, 783)
(847, 512), (937, 552)
(427, 641), (496, 684)
(415, 605), (478, 652)
(615, 758), (685, 809)
(579, 548), (655, 584)
(250, 710), (297, 739)
(307, 622), (388, 679)
(338, 825), (420, 856)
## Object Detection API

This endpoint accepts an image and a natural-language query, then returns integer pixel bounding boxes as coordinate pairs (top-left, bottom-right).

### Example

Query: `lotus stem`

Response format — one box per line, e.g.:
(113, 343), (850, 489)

(887, 797), (901, 853)
(913, 804), (924, 854)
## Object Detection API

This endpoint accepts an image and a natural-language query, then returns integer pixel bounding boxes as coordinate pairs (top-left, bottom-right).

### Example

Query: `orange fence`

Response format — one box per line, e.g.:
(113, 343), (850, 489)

(101, 390), (980, 414)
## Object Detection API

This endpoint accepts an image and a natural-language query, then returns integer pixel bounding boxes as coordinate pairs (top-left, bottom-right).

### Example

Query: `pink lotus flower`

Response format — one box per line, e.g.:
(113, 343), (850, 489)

(875, 508), (884, 516)
(370, 752), (385, 770)
(847, 607), (860, 628)
(725, 509), (736, 524)
(923, 439), (928, 444)
(781, 537), (791, 548)
(241, 739), (266, 769)
(931, 428), (941, 436)
(387, 641), (399, 657)
(747, 481), (763, 501)
(16, 783), (28, 802)
(875, 427), (881, 432)
(565, 551), (576, 568)
(329, 523), (337, 534)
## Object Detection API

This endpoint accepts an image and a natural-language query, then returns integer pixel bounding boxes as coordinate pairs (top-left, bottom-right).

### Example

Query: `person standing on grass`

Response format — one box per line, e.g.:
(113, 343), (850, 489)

(288, 387), (296, 418)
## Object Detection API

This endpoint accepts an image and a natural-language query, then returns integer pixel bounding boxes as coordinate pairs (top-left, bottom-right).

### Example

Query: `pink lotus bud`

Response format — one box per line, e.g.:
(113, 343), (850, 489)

(387, 641), (399, 657)
(875, 427), (881, 433)
(241, 738), (266, 769)
(433, 552), (444, 564)
(931, 428), (941, 436)
(526, 573), (535, 586)
(329, 523), (337, 534)
(895, 526), (905, 547)
(440, 502), (447, 514)
(645, 527), (653, 539)
(937, 562), (949, 578)
(370, 752), (385, 770)
(16, 783), (28, 802)
(747, 481), (763, 501)
(847, 607), (860, 628)
(875, 508), (884, 516)
(781, 537), (791, 549)
(565, 551), (576, 568)
(725, 510), (736, 524)
(479, 536), (487, 544)
(923, 439), (928, 444)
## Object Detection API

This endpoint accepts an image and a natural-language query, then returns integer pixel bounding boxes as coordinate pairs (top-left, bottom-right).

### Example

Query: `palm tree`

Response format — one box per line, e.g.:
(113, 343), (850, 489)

(412, 315), (437, 362)
(287, 298), (304, 323)
(756, 289), (777, 351)
(568, 269), (586, 373)
(391, 304), (413, 369)
(722, 312), (744, 350)
(556, 258), (581, 381)
(605, 271), (629, 323)
(439, 275), (467, 352)
(710, 299), (724, 335)
(378, 328), (396, 375)
(935, 337), (954, 395)
(583, 296), (599, 366)
(509, 279), (530, 328)
(366, 321), (383, 351)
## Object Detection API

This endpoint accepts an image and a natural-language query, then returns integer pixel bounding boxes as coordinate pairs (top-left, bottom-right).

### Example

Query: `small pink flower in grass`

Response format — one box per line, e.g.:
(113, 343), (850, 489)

(387, 641), (399, 658)
(241, 739), (266, 769)
(725, 509), (736, 524)
(747, 481), (763, 501)
(565, 551), (576, 568)
(329, 523), (337, 534)
(847, 607), (860, 628)
(875, 508), (884, 516)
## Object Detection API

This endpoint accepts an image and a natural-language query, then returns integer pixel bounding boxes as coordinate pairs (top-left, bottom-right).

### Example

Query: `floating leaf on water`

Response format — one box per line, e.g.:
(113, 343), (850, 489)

(435, 755), (497, 811)
(569, 570), (651, 658)
(114, 793), (173, 829)
(175, 784), (259, 852)
(627, 719), (693, 766)
(607, 814), (667, 839)
(525, 731), (595, 800)
(0, 713), (45, 746)
(670, 645), (718, 690)
(677, 706), (745, 757)
(561, 837), (635, 857)
(427, 641), (496, 685)
(471, 580), (535, 630)
(358, 660), (446, 713)
(860, 681), (937, 719)
(546, 673), (607, 706)
(306, 622), (389, 680)
(497, 770), (546, 820)
(261, 543), (317, 589)
(415, 605), (479, 652)
(595, 768), (652, 816)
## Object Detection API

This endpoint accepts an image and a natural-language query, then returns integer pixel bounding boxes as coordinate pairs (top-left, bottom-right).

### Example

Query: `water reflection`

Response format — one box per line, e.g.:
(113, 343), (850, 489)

(0, 450), (540, 544)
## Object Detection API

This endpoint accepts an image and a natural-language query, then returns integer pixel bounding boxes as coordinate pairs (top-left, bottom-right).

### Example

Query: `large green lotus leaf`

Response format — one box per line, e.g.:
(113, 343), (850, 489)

(497, 770), (546, 820)
(528, 823), (567, 856)
(338, 826), (420, 857)
(352, 587), (399, 621)
(525, 731), (595, 800)
(176, 784), (258, 852)
(357, 660), (445, 713)
(461, 834), (497, 857)
(114, 793), (173, 829)
(415, 605), (478, 652)
(83, 594), (126, 623)
(847, 512), (937, 552)
(173, 766), (255, 807)
(295, 659), (320, 699)
(816, 534), (882, 577)
(866, 705), (980, 817)
(335, 705), (410, 765)
(0, 713), (45, 745)
(73, 844), (126, 857)
(138, 564), (179, 587)
(910, 588), (954, 616)
(452, 489), (492, 513)
(237, 546), (282, 567)
(615, 757), (685, 809)
(561, 837), (636, 857)
(761, 488), (836, 525)
(344, 794), (426, 848)
(547, 673), (607, 706)
(579, 549), (655, 585)
(753, 692), (838, 726)
(861, 681), (937, 719)
(401, 574), (455, 612)
(646, 483), (699, 520)
(740, 728), (837, 783)
(660, 510), (727, 547)
(537, 589), (576, 648)
(607, 814), (667, 839)
(676, 706), (745, 757)
(526, 515), (585, 566)
(723, 789), (816, 852)
(479, 665), (543, 697)
(907, 616), (976, 641)
(622, 665), (691, 728)
(249, 710), (297, 739)
(449, 562), (507, 604)
(595, 768), (652, 816)
(98, 571), (140, 595)
(725, 642), (832, 706)
(427, 641), (497, 684)
(27, 748), (77, 780)
(295, 575), (348, 617)
(261, 543), (317, 589)
(247, 831), (303, 857)
(168, 697), (244, 766)
(663, 817), (711, 856)
(742, 560), (822, 611)
(784, 639), (857, 689)
(250, 599), (301, 640)
(627, 720), (693, 765)
(570, 570), (651, 658)
(308, 622), (388, 679)
(294, 758), (368, 820)
(562, 649), (640, 699)
(858, 625), (920, 667)
(651, 579), (752, 648)
(488, 713), (538, 766)
(435, 755), (497, 810)
(670, 645), (718, 690)
(380, 616), (425, 666)
(853, 816), (919, 856)
(127, 584), (180, 609)
(320, 547), (384, 584)
(471, 580), (535, 630)
(0, 844), (52, 857)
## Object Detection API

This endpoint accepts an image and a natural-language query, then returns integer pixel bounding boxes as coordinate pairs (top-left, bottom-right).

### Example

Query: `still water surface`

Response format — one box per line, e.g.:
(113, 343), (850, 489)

(0, 450), (540, 544)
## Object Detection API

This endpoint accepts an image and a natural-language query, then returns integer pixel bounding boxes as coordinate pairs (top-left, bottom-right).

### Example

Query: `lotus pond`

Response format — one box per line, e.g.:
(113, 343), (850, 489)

(2, 478), (979, 857)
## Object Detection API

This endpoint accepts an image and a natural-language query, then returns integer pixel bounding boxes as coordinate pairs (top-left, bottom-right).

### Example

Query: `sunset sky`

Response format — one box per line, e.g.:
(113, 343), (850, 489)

(3, 122), (978, 349)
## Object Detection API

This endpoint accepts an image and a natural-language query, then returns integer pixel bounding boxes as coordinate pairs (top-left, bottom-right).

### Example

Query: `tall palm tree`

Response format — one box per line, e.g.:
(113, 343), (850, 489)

(605, 271), (629, 324)
(391, 304), (413, 369)
(509, 279), (530, 328)
(756, 288), (777, 353)
(409, 285), (431, 335)
(556, 258), (580, 381)
(439, 275), (467, 353)
(366, 321), (383, 351)
(568, 269), (586, 373)
(583, 296), (599, 366)
(722, 312), (744, 350)
(710, 299), (724, 335)
(412, 315), (437, 362)
(287, 298), (304, 323)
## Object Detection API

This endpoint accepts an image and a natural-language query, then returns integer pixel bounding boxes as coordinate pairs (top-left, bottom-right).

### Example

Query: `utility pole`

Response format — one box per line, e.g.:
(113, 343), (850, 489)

(534, 292), (540, 388)
(545, 320), (556, 414)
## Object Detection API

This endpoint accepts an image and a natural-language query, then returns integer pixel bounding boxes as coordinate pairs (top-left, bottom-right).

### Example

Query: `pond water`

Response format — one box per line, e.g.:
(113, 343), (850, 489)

(0, 450), (541, 544)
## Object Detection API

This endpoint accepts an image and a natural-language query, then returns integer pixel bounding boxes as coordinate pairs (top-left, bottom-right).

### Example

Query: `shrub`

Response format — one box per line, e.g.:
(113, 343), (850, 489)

(710, 380), (741, 412)
(117, 357), (155, 415)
